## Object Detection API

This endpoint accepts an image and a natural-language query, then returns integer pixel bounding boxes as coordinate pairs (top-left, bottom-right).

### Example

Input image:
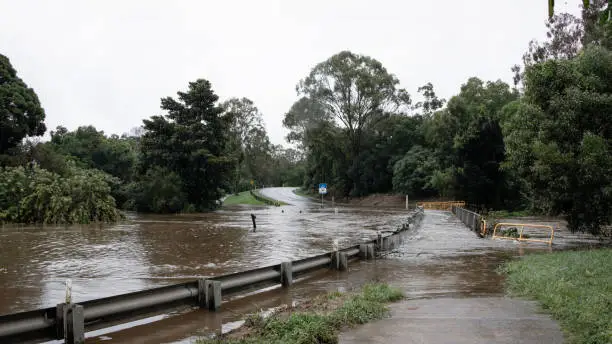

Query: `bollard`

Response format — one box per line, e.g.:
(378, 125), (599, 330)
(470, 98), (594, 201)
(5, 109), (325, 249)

(338, 252), (348, 271)
(359, 244), (368, 259)
(205, 280), (222, 311)
(251, 213), (256, 231)
(63, 304), (84, 344)
(377, 232), (382, 249)
(280, 261), (292, 287)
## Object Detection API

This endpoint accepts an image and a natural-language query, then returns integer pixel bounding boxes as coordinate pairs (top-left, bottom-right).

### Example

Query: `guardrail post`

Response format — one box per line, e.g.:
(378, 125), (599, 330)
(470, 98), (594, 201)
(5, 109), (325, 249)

(280, 261), (292, 287)
(367, 243), (375, 259)
(359, 244), (368, 259)
(64, 303), (84, 344)
(205, 280), (222, 311)
(338, 252), (348, 271)
(382, 236), (389, 251)
(198, 278), (207, 308)
(330, 251), (339, 269)
(55, 303), (65, 339)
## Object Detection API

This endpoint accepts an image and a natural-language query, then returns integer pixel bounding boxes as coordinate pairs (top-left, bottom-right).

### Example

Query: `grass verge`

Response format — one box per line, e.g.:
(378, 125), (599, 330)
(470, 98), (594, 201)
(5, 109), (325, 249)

(502, 249), (612, 344)
(223, 191), (266, 206)
(292, 188), (313, 198)
(197, 283), (404, 344)
(487, 209), (532, 218)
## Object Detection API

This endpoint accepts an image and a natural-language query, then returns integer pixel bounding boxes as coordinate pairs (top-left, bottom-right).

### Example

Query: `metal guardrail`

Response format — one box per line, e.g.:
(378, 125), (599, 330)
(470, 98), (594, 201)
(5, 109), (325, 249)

(0, 208), (425, 344)
(492, 222), (555, 245)
(451, 206), (484, 236)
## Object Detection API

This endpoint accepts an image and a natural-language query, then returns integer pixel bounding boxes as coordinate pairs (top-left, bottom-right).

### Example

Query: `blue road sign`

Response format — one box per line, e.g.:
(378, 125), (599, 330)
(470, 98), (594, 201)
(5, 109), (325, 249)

(319, 183), (327, 194)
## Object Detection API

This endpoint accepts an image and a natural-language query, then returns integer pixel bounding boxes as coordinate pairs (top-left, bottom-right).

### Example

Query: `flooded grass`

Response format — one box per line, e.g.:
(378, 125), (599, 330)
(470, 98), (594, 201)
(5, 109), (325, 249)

(197, 283), (404, 344)
(503, 249), (612, 344)
(222, 191), (266, 206)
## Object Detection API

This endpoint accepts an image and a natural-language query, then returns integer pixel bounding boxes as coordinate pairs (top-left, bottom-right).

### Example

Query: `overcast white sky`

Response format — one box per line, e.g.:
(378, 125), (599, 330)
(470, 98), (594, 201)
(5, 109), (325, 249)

(0, 0), (580, 145)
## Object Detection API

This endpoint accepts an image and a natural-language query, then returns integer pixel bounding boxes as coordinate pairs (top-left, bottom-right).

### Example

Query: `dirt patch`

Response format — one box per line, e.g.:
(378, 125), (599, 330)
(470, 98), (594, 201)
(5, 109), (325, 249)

(332, 194), (406, 208)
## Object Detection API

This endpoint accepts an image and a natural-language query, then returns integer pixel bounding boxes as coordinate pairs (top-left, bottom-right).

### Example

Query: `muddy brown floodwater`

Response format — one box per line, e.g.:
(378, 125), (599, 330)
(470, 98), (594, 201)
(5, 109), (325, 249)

(0, 187), (409, 316)
(1, 188), (603, 343)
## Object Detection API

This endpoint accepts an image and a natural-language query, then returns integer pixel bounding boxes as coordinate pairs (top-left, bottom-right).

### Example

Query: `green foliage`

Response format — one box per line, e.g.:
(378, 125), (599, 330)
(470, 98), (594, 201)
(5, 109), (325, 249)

(0, 54), (46, 160)
(123, 167), (187, 213)
(139, 79), (233, 211)
(295, 51), (412, 196)
(504, 249), (612, 344)
(503, 45), (612, 234)
(486, 209), (532, 218)
(0, 164), (122, 224)
(496, 227), (530, 238)
(392, 145), (437, 197)
(50, 126), (137, 182)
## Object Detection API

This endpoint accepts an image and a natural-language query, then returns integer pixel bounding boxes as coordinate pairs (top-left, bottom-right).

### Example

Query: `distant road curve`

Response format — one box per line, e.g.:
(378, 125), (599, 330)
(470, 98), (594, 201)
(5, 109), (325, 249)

(258, 187), (312, 207)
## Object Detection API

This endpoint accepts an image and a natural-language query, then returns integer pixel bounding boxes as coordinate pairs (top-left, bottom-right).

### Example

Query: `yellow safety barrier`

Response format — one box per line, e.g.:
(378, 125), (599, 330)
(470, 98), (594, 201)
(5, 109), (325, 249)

(417, 201), (466, 211)
(492, 223), (555, 245)
(481, 219), (487, 236)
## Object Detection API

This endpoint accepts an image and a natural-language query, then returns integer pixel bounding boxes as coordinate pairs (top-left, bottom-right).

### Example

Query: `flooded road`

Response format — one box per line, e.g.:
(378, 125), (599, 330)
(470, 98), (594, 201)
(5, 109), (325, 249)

(1, 188), (603, 343)
(82, 209), (572, 344)
(0, 188), (410, 315)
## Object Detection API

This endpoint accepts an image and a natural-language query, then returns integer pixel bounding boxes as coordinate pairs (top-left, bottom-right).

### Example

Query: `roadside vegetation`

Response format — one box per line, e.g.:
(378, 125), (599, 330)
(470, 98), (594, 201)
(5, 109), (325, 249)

(1, 1), (610, 231)
(486, 210), (533, 219)
(197, 283), (403, 344)
(503, 249), (612, 344)
(222, 191), (265, 206)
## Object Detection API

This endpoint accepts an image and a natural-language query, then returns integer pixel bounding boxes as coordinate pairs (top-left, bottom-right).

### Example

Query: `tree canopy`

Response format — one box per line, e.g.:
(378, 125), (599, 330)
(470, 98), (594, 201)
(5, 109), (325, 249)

(0, 54), (46, 158)
(138, 79), (233, 211)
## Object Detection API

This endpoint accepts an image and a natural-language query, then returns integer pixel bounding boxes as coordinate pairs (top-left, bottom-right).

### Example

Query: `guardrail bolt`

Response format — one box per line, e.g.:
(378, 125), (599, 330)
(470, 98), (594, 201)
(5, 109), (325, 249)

(63, 304), (84, 344)
(281, 261), (293, 287)
(205, 280), (222, 311)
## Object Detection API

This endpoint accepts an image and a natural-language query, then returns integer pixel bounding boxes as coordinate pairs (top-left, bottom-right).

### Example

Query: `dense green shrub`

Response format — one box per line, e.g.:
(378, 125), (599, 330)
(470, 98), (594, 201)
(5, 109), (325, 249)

(123, 166), (188, 213)
(0, 164), (123, 224)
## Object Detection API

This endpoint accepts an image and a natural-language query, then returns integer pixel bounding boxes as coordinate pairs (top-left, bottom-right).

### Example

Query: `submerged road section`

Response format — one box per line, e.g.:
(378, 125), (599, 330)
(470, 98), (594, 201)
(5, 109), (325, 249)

(339, 210), (564, 344)
(0, 187), (409, 315)
(0, 189), (573, 343)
